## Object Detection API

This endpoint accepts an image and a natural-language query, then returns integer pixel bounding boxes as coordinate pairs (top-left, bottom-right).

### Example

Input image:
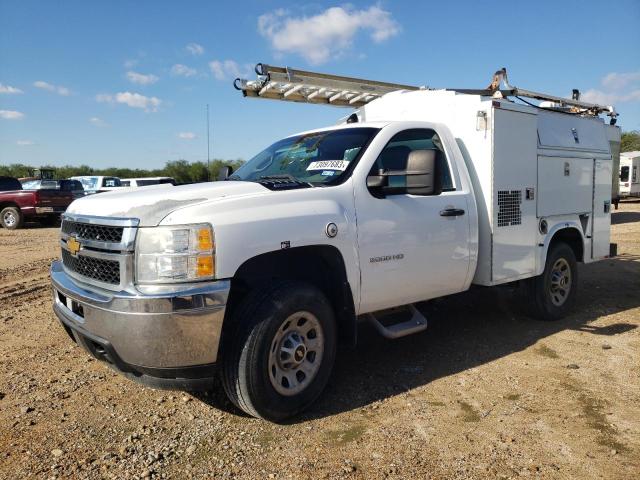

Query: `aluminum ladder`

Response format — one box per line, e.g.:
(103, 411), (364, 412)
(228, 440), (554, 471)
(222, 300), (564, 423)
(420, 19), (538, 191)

(233, 63), (617, 121)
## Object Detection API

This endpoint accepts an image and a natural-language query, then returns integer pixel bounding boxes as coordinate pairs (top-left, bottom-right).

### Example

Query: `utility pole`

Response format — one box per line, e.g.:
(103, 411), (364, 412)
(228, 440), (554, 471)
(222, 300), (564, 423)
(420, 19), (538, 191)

(206, 103), (210, 181)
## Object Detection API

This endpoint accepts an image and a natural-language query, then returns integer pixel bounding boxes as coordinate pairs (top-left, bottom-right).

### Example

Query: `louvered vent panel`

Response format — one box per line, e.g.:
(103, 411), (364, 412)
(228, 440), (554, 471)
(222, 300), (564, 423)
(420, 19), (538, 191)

(497, 190), (522, 227)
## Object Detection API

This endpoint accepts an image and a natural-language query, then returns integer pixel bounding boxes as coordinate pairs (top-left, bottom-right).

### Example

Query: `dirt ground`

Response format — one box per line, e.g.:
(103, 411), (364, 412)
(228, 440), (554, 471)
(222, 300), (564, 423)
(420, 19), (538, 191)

(1, 203), (639, 480)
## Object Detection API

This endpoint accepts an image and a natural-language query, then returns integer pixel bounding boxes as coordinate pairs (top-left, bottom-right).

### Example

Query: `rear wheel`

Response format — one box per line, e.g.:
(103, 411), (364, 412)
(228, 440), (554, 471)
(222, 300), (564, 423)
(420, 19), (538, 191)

(221, 281), (336, 422)
(0, 207), (23, 230)
(523, 242), (578, 321)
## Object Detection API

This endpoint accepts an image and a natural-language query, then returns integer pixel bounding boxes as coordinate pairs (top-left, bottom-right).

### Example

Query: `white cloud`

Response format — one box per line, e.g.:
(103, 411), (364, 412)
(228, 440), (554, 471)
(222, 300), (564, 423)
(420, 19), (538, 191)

(89, 117), (109, 127)
(186, 43), (205, 56)
(124, 59), (139, 68)
(171, 64), (197, 77)
(209, 60), (251, 81)
(33, 80), (71, 96)
(0, 83), (23, 94)
(0, 110), (24, 120)
(16, 140), (34, 146)
(96, 92), (162, 112)
(601, 71), (640, 90)
(581, 89), (640, 105)
(178, 132), (197, 140)
(580, 71), (640, 106)
(257, 5), (400, 64)
(126, 71), (159, 85)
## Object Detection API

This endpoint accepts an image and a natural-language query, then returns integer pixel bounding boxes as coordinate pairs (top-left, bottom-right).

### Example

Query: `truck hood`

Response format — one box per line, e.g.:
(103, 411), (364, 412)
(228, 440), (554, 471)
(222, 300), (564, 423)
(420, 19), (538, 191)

(66, 181), (268, 226)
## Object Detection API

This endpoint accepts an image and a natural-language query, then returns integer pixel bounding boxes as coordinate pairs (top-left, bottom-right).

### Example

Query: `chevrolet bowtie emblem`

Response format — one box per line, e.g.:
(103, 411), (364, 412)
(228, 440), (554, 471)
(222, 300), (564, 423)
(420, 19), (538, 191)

(67, 237), (81, 256)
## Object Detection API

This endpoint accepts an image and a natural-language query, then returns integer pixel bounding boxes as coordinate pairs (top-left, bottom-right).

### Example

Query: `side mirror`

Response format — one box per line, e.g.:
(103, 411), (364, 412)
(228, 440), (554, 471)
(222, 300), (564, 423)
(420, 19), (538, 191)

(217, 165), (233, 181)
(366, 173), (387, 188)
(404, 150), (437, 196)
(366, 150), (440, 197)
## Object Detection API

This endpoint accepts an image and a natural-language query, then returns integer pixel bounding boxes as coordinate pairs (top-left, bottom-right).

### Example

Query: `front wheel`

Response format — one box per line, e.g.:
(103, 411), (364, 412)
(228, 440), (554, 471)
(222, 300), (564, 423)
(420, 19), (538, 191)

(0, 207), (23, 230)
(523, 242), (578, 321)
(221, 281), (336, 422)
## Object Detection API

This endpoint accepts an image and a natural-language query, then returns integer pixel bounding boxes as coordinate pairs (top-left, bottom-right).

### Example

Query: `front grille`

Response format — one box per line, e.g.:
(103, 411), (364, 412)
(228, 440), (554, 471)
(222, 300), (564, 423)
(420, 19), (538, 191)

(62, 250), (120, 285)
(62, 220), (123, 243)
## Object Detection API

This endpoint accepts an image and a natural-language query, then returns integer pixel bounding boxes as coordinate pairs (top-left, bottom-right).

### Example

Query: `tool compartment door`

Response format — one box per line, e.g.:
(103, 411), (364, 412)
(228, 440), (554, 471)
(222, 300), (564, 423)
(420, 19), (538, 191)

(491, 107), (538, 282)
(592, 159), (612, 260)
(537, 157), (593, 216)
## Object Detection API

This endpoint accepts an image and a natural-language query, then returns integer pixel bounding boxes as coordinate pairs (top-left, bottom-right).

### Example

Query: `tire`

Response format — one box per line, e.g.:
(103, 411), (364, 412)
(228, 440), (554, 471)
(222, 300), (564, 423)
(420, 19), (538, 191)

(0, 207), (24, 230)
(523, 242), (578, 321)
(221, 281), (336, 422)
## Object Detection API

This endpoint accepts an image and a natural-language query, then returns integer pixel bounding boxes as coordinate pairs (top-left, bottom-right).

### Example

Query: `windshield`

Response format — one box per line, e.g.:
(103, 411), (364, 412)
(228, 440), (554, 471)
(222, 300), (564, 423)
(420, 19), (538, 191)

(104, 177), (121, 187)
(76, 177), (99, 190)
(231, 128), (379, 185)
(21, 180), (40, 189)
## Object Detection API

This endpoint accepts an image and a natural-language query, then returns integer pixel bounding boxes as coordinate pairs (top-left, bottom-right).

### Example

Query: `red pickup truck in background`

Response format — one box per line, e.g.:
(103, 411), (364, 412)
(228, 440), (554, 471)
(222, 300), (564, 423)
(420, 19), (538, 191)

(0, 176), (74, 229)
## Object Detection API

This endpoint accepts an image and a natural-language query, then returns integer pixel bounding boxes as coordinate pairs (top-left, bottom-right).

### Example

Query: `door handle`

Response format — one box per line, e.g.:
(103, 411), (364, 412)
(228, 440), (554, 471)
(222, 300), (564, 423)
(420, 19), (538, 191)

(439, 208), (465, 217)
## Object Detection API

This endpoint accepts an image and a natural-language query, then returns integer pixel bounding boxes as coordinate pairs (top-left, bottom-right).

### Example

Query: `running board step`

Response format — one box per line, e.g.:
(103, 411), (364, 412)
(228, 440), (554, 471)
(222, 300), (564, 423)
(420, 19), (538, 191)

(367, 304), (428, 339)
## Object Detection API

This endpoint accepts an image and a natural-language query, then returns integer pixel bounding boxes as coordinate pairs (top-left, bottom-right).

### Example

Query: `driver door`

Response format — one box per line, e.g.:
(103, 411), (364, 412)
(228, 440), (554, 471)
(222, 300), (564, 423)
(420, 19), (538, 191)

(355, 128), (472, 313)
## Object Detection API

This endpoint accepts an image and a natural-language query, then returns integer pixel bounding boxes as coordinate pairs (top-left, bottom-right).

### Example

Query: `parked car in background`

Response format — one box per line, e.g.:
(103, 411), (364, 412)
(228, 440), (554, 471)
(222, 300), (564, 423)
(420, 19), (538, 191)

(20, 179), (59, 190)
(59, 179), (86, 199)
(0, 176), (74, 229)
(620, 151), (640, 198)
(70, 176), (122, 194)
(120, 177), (176, 187)
(20, 179), (86, 199)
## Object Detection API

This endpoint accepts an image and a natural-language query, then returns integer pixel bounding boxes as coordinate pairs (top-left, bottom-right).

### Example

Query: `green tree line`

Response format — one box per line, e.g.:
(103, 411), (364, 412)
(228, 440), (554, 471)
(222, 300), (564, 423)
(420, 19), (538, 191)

(2, 130), (638, 184)
(0, 159), (245, 184)
(621, 131), (640, 152)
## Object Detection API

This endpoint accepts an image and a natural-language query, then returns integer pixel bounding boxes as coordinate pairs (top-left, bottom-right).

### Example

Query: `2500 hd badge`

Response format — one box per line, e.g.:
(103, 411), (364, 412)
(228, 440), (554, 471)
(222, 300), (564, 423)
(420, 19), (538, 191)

(370, 253), (405, 263)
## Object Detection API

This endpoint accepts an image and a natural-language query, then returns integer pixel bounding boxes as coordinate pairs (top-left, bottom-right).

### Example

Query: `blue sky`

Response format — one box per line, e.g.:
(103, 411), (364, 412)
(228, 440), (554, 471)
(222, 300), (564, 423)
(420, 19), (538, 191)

(1, 0), (639, 169)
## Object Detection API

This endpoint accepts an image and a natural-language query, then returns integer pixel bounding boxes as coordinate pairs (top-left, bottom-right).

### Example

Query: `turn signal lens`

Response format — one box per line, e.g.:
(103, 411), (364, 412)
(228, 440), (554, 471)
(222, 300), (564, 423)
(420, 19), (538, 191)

(196, 256), (214, 278)
(197, 227), (214, 251)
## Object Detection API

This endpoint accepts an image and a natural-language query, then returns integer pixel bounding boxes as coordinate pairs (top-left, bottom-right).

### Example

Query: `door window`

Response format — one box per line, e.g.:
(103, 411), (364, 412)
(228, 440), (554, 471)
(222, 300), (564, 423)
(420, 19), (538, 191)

(620, 166), (629, 182)
(633, 166), (638, 183)
(371, 129), (454, 191)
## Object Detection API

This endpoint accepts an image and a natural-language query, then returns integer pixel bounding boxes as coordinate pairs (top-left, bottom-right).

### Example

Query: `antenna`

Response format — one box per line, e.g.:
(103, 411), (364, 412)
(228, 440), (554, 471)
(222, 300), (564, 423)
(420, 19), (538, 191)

(206, 103), (210, 181)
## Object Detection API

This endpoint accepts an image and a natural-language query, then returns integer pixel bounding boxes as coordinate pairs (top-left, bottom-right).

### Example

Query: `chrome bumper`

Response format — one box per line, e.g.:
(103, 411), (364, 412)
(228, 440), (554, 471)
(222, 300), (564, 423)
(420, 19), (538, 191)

(50, 260), (230, 372)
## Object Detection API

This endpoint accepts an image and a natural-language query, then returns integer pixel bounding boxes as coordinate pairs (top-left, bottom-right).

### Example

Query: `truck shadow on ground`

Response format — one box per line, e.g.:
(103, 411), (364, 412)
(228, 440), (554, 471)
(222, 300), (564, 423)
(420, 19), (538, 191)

(612, 211), (640, 225)
(195, 254), (640, 421)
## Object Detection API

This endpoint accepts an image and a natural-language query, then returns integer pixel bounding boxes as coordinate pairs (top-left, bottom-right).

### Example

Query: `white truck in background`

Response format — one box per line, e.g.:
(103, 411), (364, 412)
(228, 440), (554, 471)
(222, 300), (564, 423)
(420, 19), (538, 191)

(51, 65), (620, 421)
(120, 177), (176, 188)
(70, 175), (123, 194)
(619, 151), (640, 198)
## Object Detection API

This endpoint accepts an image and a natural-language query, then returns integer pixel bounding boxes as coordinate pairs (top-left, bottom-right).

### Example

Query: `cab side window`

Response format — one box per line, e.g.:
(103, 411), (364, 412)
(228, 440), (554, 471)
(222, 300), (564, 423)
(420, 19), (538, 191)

(371, 129), (454, 191)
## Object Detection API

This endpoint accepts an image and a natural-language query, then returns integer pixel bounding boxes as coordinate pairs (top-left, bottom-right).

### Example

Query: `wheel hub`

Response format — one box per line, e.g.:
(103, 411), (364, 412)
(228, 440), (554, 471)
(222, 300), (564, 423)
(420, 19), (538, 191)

(4, 212), (16, 226)
(268, 311), (324, 397)
(549, 258), (572, 307)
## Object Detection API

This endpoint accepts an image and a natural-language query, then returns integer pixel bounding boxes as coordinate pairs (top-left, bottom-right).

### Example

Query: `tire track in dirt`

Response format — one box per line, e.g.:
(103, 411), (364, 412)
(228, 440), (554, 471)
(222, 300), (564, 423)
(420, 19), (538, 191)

(0, 257), (55, 285)
(0, 277), (50, 308)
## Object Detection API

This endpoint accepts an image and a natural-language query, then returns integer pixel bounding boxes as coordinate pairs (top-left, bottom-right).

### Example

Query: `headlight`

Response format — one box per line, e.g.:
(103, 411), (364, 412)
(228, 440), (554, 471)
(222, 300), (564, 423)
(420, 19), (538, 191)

(136, 224), (215, 284)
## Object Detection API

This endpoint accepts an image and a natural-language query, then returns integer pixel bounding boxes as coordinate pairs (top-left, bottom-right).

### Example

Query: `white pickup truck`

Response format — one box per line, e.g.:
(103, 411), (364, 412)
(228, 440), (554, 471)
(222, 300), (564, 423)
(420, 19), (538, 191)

(50, 66), (620, 421)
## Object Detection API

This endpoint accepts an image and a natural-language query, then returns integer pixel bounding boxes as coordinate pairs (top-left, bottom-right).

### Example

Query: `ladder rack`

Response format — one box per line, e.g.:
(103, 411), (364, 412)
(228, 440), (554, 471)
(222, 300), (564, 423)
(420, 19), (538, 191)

(234, 63), (421, 108)
(234, 63), (617, 120)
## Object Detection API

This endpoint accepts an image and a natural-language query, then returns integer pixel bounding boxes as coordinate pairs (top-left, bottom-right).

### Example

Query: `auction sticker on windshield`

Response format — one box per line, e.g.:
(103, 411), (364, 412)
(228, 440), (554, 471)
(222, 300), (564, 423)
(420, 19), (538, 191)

(306, 160), (349, 171)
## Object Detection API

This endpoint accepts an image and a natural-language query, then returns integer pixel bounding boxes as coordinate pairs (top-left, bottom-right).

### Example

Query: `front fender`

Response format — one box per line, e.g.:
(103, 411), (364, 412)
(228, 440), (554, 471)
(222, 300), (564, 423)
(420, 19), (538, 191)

(161, 181), (361, 302)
